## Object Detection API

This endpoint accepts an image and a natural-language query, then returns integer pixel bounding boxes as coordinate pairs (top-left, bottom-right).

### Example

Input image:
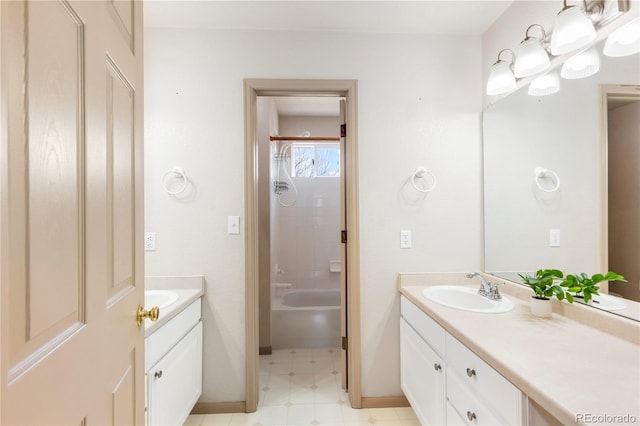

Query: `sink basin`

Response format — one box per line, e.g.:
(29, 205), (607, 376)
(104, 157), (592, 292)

(145, 290), (179, 309)
(422, 285), (514, 313)
(584, 293), (627, 311)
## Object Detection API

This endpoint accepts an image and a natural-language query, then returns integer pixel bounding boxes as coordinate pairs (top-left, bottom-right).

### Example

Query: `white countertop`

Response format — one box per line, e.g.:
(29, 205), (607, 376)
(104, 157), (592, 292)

(398, 273), (640, 426)
(144, 276), (205, 336)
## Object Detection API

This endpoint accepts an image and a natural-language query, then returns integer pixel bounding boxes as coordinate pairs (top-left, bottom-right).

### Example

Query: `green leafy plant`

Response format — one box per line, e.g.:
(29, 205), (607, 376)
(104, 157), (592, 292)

(519, 269), (567, 301)
(561, 272), (626, 304)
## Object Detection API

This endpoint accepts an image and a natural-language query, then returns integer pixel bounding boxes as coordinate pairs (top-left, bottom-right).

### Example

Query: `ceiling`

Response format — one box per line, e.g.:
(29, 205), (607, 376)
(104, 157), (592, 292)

(144, 1), (513, 36)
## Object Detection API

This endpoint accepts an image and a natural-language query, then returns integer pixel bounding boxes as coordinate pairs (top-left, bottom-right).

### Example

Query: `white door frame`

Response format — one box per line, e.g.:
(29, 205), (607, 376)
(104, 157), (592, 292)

(243, 79), (361, 412)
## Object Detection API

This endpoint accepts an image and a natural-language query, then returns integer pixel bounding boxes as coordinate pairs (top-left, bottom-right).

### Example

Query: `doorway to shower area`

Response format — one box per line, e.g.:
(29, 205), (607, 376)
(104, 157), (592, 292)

(257, 96), (344, 354)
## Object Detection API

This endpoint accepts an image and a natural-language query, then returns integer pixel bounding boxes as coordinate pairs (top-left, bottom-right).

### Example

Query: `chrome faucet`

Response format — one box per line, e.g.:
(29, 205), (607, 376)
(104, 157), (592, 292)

(466, 272), (502, 300)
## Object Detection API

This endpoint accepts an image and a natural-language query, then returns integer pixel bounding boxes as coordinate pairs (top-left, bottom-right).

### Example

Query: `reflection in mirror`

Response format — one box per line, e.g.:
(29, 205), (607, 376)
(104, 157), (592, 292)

(483, 37), (640, 321)
(605, 86), (640, 303)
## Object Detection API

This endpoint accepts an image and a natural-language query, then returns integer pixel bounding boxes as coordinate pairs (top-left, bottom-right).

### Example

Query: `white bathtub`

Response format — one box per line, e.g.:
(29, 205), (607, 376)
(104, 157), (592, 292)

(272, 289), (341, 349)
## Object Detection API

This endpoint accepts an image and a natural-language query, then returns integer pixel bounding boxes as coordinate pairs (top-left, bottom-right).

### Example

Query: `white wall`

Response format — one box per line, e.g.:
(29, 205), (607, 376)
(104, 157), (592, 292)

(144, 28), (482, 402)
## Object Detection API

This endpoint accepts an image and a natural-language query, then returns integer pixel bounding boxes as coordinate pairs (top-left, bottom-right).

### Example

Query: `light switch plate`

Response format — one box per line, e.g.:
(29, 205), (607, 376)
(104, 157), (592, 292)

(400, 230), (412, 249)
(228, 216), (240, 234)
(549, 229), (560, 247)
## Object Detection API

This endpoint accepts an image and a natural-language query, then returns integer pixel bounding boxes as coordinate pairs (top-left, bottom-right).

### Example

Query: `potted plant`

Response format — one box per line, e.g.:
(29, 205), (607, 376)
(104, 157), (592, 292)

(519, 269), (567, 318)
(561, 272), (625, 304)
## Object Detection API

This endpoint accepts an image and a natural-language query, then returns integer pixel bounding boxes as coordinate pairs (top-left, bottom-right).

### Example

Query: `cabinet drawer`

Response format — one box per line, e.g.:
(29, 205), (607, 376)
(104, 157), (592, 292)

(447, 370), (505, 426)
(146, 300), (202, 370)
(446, 400), (468, 426)
(401, 296), (446, 357)
(446, 335), (521, 425)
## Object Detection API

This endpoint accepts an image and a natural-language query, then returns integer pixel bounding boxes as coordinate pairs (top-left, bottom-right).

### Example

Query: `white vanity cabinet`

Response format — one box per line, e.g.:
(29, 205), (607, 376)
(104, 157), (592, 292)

(400, 297), (447, 425)
(400, 296), (523, 426)
(145, 299), (203, 426)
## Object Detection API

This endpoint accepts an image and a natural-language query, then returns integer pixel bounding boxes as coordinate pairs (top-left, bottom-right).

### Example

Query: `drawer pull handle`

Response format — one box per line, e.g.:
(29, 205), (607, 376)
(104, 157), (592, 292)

(154, 370), (163, 379)
(466, 368), (476, 378)
(433, 363), (442, 371)
(467, 411), (477, 421)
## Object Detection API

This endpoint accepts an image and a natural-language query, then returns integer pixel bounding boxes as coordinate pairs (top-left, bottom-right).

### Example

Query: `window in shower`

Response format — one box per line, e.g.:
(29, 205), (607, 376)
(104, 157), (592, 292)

(292, 143), (340, 178)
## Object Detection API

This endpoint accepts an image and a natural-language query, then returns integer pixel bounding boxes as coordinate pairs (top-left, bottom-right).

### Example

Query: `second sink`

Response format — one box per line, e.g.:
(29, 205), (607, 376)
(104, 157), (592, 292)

(422, 285), (514, 313)
(145, 289), (179, 309)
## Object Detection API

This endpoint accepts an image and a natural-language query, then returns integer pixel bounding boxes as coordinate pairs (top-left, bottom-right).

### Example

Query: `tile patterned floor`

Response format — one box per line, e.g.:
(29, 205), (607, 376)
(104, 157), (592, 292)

(184, 347), (419, 426)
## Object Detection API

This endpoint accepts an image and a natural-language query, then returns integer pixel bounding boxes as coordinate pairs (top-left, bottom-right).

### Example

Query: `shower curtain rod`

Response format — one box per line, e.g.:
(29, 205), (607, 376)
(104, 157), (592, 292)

(269, 136), (340, 142)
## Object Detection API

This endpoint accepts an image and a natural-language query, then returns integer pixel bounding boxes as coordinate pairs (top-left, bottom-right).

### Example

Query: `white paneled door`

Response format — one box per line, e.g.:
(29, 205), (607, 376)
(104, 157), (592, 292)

(1, 1), (144, 424)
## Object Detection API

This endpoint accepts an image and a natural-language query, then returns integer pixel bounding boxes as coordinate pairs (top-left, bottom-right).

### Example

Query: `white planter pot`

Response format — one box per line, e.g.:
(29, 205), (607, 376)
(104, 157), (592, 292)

(530, 297), (552, 318)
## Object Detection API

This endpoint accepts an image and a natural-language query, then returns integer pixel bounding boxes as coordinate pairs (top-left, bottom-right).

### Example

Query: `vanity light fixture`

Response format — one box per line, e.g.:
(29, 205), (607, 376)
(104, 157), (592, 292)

(528, 71), (560, 96)
(514, 24), (551, 78)
(486, 49), (516, 95)
(561, 46), (600, 79)
(604, 16), (640, 57)
(550, 0), (602, 56)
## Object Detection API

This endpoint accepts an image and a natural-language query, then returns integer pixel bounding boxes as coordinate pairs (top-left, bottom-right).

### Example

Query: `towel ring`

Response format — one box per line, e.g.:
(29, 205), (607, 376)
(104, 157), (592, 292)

(411, 166), (437, 193)
(534, 167), (560, 193)
(162, 167), (188, 195)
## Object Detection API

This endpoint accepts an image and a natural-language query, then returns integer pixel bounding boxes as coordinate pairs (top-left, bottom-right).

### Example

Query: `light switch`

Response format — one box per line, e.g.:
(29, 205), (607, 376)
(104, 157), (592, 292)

(228, 216), (240, 234)
(144, 232), (156, 251)
(400, 230), (412, 249)
(549, 229), (560, 247)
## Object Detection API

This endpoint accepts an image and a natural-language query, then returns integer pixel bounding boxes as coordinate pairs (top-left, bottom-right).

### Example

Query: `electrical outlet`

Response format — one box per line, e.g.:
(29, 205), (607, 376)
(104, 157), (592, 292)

(144, 232), (156, 251)
(400, 230), (412, 249)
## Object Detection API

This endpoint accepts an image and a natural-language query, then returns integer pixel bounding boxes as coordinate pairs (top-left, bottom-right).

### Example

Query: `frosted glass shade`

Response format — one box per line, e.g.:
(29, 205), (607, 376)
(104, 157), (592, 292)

(486, 61), (516, 95)
(604, 17), (640, 57)
(550, 6), (596, 56)
(514, 38), (551, 78)
(528, 72), (560, 96)
(561, 47), (600, 79)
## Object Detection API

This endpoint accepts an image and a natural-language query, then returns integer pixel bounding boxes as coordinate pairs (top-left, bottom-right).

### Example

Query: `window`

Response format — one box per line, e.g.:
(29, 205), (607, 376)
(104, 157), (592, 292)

(292, 143), (340, 177)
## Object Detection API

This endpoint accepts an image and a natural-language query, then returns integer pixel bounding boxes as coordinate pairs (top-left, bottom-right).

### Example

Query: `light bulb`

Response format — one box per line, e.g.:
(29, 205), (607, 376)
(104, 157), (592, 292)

(528, 72), (560, 96)
(604, 17), (640, 57)
(561, 47), (600, 79)
(514, 37), (551, 78)
(486, 60), (516, 95)
(550, 6), (596, 56)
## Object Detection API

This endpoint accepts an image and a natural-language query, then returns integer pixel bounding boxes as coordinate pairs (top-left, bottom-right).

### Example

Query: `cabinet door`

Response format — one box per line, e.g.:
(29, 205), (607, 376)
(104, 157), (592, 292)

(148, 321), (203, 426)
(400, 318), (446, 425)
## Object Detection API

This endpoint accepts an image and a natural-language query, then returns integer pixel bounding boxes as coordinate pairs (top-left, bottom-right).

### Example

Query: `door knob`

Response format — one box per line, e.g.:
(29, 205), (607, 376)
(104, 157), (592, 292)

(137, 304), (160, 326)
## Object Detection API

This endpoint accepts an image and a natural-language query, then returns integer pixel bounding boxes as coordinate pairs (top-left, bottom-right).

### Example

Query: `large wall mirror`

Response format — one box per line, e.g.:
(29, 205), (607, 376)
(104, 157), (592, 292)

(483, 35), (640, 321)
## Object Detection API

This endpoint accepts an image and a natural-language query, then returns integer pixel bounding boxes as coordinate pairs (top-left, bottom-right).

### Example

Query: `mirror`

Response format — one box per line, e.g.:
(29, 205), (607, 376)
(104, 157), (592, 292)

(483, 36), (640, 321)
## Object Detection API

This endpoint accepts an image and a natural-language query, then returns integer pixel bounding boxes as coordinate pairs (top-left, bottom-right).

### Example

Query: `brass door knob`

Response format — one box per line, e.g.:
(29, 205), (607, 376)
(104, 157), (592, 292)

(137, 304), (160, 326)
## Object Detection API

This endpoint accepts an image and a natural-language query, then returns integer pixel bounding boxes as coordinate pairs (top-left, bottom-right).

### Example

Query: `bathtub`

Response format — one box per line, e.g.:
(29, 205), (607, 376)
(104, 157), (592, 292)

(271, 289), (341, 349)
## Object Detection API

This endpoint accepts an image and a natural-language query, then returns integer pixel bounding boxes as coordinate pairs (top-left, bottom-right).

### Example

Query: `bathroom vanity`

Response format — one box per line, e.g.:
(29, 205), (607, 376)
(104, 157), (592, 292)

(398, 273), (640, 426)
(144, 276), (205, 426)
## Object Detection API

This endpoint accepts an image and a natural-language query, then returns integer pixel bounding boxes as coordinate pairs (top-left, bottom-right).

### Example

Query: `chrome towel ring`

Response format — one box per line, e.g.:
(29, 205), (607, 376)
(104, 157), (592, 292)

(534, 167), (560, 193)
(161, 167), (188, 195)
(411, 166), (437, 193)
